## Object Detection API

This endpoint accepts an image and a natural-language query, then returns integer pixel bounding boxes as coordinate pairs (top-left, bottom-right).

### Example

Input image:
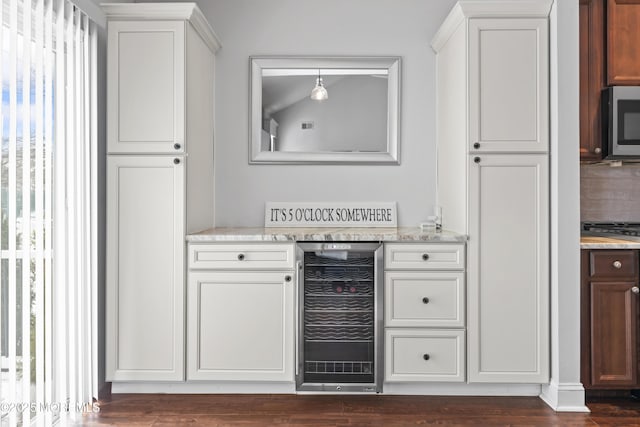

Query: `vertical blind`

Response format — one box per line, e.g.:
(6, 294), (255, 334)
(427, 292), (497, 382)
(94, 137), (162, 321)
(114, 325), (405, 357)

(0, 0), (98, 424)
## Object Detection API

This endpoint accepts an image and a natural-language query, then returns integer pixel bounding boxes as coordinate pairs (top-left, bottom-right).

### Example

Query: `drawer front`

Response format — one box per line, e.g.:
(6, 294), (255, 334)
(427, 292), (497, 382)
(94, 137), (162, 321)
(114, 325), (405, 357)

(385, 329), (465, 382)
(384, 244), (465, 270)
(589, 250), (638, 278)
(385, 272), (465, 328)
(188, 243), (295, 270)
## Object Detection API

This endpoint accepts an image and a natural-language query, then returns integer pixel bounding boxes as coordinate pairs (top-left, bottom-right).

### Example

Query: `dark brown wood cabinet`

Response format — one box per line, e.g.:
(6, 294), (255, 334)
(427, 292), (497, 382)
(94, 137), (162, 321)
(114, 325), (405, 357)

(579, 0), (605, 161)
(579, 0), (640, 160)
(581, 249), (640, 388)
(607, 0), (640, 85)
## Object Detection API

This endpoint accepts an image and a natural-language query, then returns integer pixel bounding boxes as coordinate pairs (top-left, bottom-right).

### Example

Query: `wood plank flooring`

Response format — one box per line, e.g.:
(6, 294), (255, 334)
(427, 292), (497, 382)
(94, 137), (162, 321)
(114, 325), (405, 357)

(73, 394), (640, 426)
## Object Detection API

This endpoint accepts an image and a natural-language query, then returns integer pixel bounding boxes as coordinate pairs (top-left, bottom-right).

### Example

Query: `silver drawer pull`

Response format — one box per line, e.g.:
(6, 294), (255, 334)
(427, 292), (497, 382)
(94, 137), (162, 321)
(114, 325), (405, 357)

(613, 260), (622, 269)
(632, 286), (639, 294)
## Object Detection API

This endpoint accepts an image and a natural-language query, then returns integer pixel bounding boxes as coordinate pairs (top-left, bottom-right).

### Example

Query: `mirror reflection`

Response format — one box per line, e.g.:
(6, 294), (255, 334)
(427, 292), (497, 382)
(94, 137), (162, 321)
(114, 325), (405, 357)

(261, 69), (388, 154)
(250, 57), (401, 164)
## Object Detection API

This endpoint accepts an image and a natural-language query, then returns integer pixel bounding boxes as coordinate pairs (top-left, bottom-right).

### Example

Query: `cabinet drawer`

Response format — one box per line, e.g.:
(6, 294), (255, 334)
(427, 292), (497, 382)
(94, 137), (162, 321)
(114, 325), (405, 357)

(385, 329), (465, 382)
(188, 243), (295, 270)
(589, 250), (638, 278)
(384, 244), (464, 270)
(385, 272), (464, 328)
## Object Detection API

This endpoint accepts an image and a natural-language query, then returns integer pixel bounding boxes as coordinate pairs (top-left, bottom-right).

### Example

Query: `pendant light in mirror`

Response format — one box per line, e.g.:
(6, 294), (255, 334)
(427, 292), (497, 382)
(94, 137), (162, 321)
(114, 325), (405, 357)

(310, 69), (328, 101)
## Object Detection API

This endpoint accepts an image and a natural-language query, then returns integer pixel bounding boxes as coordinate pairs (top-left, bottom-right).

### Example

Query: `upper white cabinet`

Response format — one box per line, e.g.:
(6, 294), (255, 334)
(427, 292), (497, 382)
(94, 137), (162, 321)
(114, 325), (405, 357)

(105, 3), (221, 154)
(104, 3), (220, 382)
(432, 0), (551, 384)
(108, 20), (185, 153)
(469, 18), (548, 153)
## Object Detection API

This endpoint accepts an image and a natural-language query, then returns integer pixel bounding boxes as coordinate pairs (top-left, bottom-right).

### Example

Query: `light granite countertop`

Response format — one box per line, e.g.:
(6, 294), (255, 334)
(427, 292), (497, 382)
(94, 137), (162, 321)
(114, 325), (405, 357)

(580, 235), (640, 249)
(186, 227), (467, 243)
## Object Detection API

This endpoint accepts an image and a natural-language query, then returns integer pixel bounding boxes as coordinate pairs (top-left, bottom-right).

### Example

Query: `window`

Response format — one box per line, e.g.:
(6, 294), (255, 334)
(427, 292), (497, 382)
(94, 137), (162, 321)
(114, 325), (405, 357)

(0, 0), (98, 424)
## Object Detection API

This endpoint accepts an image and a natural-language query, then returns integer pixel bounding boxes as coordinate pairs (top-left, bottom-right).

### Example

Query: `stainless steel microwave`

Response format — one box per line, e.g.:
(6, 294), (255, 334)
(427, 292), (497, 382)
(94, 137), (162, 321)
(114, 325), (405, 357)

(603, 86), (640, 159)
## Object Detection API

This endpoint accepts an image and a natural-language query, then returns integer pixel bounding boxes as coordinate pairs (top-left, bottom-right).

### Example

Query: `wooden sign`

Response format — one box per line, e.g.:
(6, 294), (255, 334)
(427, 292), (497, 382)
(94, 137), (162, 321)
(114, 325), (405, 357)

(265, 202), (397, 228)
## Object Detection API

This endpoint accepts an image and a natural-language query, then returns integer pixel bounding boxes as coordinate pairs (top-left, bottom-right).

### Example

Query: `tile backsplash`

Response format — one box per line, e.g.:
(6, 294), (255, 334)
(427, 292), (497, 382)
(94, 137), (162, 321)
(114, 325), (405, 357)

(581, 163), (640, 222)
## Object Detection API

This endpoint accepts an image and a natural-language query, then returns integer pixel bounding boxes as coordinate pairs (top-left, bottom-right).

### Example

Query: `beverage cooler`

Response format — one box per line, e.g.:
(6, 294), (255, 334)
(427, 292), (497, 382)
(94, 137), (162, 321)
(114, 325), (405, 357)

(296, 242), (383, 392)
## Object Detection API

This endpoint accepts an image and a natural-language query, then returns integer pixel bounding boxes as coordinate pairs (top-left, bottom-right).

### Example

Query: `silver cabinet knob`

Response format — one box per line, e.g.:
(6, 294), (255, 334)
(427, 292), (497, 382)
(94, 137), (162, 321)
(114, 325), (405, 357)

(594, 147), (602, 154)
(613, 260), (622, 269)
(632, 286), (639, 294)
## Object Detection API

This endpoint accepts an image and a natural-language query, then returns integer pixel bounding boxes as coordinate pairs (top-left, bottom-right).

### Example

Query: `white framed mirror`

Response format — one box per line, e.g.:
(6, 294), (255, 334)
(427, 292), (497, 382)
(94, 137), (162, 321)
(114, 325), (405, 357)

(249, 56), (401, 164)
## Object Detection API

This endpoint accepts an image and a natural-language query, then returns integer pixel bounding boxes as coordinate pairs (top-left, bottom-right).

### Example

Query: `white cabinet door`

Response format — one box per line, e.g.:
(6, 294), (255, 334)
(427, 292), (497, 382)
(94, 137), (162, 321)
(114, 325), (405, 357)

(469, 18), (548, 153)
(384, 244), (465, 271)
(467, 154), (549, 383)
(385, 329), (465, 382)
(385, 271), (465, 328)
(188, 271), (295, 381)
(106, 156), (185, 381)
(107, 21), (185, 154)
(188, 243), (296, 270)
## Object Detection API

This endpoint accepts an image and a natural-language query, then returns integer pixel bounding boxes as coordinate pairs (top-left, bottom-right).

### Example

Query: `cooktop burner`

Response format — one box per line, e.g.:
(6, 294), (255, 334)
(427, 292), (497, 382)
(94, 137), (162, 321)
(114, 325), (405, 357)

(582, 222), (640, 240)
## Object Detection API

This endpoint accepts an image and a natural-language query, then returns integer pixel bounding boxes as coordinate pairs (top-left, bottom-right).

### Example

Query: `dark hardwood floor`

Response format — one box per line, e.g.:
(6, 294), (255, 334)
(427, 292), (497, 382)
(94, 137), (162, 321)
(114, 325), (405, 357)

(74, 394), (640, 426)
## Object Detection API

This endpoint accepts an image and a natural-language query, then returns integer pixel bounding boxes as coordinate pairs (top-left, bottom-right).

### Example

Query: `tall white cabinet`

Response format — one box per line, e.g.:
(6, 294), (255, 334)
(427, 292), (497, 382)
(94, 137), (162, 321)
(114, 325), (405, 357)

(432, 0), (551, 383)
(104, 3), (220, 382)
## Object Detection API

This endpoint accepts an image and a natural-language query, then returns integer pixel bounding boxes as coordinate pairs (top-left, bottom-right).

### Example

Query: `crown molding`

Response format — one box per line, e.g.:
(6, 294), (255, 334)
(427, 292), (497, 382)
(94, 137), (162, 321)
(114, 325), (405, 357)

(101, 2), (221, 53)
(431, 0), (553, 52)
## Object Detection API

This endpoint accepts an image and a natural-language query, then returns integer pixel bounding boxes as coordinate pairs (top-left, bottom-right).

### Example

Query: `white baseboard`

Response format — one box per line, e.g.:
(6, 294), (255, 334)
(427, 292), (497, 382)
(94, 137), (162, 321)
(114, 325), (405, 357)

(111, 382), (296, 394)
(383, 383), (542, 396)
(112, 381), (545, 397)
(540, 381), (589, 412)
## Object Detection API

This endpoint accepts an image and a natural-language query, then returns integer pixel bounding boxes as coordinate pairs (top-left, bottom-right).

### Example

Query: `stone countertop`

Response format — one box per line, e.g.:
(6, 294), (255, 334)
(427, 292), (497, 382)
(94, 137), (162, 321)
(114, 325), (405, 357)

(581, 235), (640, 249)
(186, 227), (467, 243)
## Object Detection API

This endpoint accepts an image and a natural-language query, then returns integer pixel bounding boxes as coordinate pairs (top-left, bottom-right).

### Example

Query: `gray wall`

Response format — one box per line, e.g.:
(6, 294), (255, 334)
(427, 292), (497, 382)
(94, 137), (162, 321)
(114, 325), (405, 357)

(195, 0), (457, 227)
(542, 0), (584, 410)
(274, 76), (388, 153)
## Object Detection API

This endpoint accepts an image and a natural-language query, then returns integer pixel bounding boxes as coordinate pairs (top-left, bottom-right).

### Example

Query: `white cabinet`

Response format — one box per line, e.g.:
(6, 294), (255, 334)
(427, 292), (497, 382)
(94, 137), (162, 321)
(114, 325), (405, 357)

(384, 244), (465, 270)
(468, 154), (549, 382)
(106, 156), (185, 381)
(187, 271), (295, 381)
(384, 243), (466, 383)
(385, 271), (465, 328)
(385, 329), (465, 383)
(469, 18), (548, 153)
(188, 243), (296, 271)
(432, 0), (551, 384)
(187, 242), (296, 382)
(104, 3), (220, 382)
(107, 20), (185, 154)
